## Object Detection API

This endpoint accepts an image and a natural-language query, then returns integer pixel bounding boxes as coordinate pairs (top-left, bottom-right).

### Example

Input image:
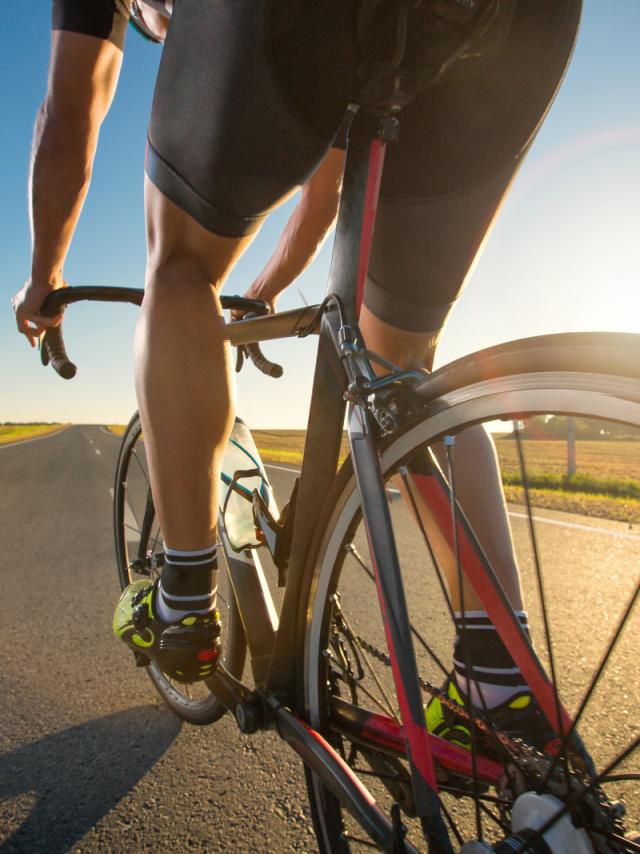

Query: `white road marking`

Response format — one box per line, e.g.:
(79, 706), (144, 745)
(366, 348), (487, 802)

(95, 449), (102, 455)
(265, 463), (300, 475)
(0, 426), (69, 451)
(508, 511), (640, 542)
(109, 487), (139, 532)
(265, 464), (639, 541)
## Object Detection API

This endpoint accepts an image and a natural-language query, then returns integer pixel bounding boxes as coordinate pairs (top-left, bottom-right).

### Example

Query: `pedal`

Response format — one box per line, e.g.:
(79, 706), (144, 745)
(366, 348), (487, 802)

(132, 650), (150, 668)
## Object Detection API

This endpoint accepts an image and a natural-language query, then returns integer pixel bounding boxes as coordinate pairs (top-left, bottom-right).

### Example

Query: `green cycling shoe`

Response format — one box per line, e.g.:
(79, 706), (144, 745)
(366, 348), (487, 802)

(113, 579), (222, 683)
(426, 676), (557, 759)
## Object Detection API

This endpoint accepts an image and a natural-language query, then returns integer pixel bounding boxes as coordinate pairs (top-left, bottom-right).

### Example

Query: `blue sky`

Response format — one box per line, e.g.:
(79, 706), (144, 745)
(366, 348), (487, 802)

(1, 1), (639, 427)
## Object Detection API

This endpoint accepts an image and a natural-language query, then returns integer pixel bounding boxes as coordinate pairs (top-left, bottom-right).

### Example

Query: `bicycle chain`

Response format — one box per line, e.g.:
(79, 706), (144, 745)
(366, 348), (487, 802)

(351, 631), (536, 760)
(330, 620), (628, 853)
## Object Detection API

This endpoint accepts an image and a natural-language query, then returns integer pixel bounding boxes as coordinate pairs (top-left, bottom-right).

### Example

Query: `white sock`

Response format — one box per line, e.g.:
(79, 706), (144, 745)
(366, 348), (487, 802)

(453, 609), (530, 709)
(156, 545), (218, 624)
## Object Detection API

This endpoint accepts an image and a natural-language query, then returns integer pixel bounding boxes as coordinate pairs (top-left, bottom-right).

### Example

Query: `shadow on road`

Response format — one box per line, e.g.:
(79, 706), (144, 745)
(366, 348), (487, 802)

(0, 705), (182, 852)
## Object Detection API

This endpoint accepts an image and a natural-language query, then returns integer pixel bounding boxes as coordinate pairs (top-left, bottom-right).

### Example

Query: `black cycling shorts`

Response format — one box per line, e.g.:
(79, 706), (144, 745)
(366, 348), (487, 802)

(147, 0), (581, 334)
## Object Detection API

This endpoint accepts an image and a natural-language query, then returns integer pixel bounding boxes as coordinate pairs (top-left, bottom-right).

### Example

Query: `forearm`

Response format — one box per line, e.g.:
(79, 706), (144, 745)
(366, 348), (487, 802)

(250, 148), (346, 305)
(252, 197), (337, 300)
(29, 103), (99, 284)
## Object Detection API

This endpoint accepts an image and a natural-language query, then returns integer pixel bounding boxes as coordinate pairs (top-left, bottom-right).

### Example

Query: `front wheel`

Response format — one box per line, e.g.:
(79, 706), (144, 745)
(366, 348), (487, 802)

(304, 333), (640, 851)
(113, 412), (247, 725)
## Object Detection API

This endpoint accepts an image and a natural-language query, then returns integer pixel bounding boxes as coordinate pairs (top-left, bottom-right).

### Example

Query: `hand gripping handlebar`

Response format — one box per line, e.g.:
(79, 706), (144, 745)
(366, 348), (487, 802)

(39, 286), (283, 380)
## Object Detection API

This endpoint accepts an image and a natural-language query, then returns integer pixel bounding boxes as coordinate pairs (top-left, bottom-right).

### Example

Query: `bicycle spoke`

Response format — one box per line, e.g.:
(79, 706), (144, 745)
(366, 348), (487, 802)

(513, 421), (570, 789)
(600, 774), (640, 784)
(445, 434), (483, 843)
(520, 736), (640, 851)
(325, 649), (399, 719)
(150, 524), (162, 558)
(340, 832), (380, 848)
(346, 543), (449, 680)
(542, 574), (639, 790)
(337, 604), (400, 720)
(478, 800), (510, 834)
(436, 795), (465, 847)
(398, 465), (456, 626)
(124, 522), (143, 536)
(582, 825), (640, 852)
(131, 446), (149, 484)
(307, 390), (640, 850)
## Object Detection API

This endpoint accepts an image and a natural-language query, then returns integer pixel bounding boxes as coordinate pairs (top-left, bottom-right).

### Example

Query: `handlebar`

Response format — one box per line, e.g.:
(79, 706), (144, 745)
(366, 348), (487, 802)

(39, 286), (284, 380)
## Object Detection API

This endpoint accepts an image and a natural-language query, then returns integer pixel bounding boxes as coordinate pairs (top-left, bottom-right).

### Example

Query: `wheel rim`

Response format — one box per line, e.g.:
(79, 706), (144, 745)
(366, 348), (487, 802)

(305, 379), (640, 851)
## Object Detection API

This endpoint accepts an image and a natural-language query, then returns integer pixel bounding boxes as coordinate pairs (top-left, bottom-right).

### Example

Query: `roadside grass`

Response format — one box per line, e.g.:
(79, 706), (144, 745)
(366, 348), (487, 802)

(102, 427), (640, 523)
(501, 469), (640, 500)
(503, 485), (640, 525)
(252, 430), (350, 466)
(0, 423), (66, 445)
(254, 432), (640, 524)
(105, 424), (126, 436)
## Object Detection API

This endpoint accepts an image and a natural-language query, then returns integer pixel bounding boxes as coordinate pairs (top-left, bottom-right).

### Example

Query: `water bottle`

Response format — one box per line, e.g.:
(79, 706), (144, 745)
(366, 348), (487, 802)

(219, 417), (278, 550)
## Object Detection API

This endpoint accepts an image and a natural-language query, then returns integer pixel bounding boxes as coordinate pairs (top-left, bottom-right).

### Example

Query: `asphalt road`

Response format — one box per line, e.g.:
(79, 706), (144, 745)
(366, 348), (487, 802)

(0, 426), (314, 854)
(1, 425), (638, 852)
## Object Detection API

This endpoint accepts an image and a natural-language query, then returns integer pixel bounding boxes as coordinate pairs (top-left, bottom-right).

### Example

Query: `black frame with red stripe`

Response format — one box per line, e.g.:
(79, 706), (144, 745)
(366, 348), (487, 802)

(266, 108), (459, 851)
(263, 106), (576, 850)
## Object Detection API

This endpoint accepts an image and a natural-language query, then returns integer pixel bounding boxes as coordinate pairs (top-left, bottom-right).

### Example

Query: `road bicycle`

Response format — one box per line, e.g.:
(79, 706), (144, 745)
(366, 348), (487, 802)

(39, 14), (638, 854)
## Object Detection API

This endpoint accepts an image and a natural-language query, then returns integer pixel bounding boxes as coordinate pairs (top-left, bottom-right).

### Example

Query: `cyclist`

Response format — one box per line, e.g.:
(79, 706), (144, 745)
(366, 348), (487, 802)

(13, 0), (581, 742)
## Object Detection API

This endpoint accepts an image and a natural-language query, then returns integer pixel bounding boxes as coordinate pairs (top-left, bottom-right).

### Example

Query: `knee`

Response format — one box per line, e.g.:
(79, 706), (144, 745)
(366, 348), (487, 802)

(145, 250), (222, 302)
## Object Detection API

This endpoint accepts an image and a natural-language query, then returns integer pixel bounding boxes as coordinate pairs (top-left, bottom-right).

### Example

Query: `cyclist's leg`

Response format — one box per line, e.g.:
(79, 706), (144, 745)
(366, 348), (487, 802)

(359, 0), (582, 713)
(360, 152), (529, 617)
(115, 0), (357, 676)
(135, 185), (250, 552)
(358, 308), (523, 614)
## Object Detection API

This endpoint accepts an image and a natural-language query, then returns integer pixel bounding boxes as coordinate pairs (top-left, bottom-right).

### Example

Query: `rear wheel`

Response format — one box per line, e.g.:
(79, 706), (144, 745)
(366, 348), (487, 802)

(113, 412), (246, 725)
(304, 334), (640, 851)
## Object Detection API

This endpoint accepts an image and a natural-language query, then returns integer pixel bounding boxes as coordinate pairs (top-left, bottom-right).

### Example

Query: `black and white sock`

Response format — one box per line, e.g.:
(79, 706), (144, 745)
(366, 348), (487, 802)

(156, 545), (218, 624)
(453, 609), (530, 709)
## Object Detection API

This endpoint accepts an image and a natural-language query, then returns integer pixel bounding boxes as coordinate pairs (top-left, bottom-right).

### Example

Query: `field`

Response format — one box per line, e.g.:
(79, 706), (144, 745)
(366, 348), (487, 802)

(0, 423), (66, 445)
(103, 426), (640, 523)
(495, 437), (640, 481)
(252, 429), (350, 465)
(254, 432), (640, 524)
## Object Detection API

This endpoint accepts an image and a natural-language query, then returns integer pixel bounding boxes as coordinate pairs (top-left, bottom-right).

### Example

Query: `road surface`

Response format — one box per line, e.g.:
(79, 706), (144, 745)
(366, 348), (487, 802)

(1, 426), (637, 852)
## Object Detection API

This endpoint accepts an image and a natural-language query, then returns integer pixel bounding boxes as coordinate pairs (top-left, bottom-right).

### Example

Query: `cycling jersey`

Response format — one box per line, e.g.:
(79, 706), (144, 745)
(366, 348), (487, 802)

(53, 0), (582, 335)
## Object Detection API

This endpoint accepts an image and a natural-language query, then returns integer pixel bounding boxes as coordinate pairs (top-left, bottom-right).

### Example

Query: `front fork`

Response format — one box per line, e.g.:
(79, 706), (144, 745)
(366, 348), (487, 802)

(347, 400), (453, 854)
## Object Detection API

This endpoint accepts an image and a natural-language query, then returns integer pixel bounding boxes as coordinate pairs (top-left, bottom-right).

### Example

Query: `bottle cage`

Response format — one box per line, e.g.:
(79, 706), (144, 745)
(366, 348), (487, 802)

(221, 467), (272, 552)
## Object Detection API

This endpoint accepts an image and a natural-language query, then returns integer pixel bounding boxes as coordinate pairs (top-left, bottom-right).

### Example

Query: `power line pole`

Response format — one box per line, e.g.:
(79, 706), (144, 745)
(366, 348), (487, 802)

(567, 416), (576, 477)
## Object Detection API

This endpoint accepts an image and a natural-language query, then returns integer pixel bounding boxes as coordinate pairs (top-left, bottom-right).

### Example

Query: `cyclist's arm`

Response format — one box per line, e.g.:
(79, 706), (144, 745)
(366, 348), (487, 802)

(30, 29), (123, 289)
(243, 147), (346, 310)
(13, 20), (125, 346)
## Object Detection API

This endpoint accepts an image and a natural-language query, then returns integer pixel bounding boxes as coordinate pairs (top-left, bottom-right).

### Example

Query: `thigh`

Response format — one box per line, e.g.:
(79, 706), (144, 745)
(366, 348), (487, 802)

(365, 0), (582, 335)
(147, 0), (357, 239)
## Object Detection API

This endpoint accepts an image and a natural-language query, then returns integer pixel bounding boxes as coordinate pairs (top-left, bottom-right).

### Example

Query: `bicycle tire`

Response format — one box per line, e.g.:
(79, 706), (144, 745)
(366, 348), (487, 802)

(302, 332), (640, 852)
(113, 411), (247, 725)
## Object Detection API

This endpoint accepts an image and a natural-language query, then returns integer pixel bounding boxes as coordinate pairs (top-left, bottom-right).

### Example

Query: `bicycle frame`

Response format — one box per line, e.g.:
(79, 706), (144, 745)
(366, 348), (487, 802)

(218, 108), (578, 851)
